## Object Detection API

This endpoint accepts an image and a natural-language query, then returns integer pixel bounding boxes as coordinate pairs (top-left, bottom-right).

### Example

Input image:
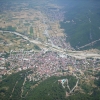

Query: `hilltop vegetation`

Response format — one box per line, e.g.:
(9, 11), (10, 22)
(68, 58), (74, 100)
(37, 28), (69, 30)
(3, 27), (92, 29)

(60, 0), (100, 50)
(0, 70), (100, 100)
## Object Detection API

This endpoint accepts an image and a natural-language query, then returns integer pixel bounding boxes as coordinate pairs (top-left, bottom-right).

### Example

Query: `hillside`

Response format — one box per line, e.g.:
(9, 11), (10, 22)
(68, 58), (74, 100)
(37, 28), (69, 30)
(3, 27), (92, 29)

(60, 0), (100, 50)
(1, 70), (100, 100)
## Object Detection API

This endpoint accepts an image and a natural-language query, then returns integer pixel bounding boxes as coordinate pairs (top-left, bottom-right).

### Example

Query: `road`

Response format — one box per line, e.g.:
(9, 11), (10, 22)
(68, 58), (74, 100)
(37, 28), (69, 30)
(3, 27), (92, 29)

(1, 30), (100, 59)
(21, 77), (26, 98)
(66, 79), (71, 92)
(70, 79), (79, 93)
(0, 30), (65, 53)
(78, 38), (100, 49)
(10, 81), (18, 98)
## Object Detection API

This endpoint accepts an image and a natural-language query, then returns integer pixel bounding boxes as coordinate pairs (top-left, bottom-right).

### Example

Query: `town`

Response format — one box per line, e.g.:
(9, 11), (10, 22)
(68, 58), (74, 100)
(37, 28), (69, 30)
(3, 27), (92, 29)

(0, 1), (100, 99)
(1, 48), (100, 82)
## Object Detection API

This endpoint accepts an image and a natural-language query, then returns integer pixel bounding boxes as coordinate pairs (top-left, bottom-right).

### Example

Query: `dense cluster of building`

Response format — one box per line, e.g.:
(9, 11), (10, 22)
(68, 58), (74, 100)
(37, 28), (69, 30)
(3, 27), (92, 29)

(0, 48), (100, 82)
(0, 49), (97, 80)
